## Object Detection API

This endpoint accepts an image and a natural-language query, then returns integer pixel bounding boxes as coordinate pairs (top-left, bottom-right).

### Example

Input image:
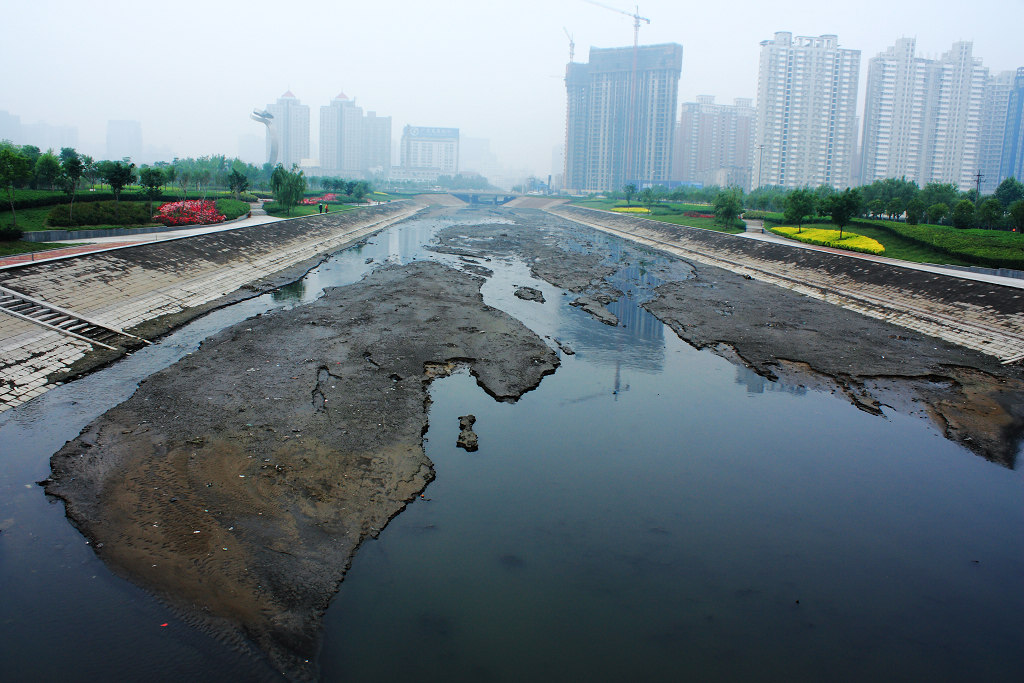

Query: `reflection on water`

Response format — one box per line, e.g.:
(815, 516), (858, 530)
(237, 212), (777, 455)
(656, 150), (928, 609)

(0, 209), (1021, 682)
(270, 279), (306, 302)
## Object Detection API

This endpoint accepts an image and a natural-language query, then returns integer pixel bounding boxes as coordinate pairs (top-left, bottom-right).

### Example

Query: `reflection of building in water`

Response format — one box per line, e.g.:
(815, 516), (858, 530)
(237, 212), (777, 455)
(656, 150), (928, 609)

(734, 365), (808, 396)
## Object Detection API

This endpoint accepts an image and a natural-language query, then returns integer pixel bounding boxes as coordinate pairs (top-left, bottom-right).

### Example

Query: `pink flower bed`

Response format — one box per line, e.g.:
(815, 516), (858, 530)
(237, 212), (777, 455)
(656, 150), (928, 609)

(683, 211), (715, 219)
(300, 193), (339, 205)
(153, 200), (226, 227)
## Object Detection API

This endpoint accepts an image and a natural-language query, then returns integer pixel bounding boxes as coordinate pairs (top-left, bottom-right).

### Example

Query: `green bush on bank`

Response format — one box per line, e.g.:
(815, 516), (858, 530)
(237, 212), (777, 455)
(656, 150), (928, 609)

(215, 198), (250, 221)
(46, 201), (154, 227)
(0, 227), (24, 241)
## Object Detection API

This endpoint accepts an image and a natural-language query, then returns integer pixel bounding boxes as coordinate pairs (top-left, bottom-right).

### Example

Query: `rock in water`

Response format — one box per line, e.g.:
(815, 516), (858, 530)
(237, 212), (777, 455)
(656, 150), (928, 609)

(457, 414), (479, 451)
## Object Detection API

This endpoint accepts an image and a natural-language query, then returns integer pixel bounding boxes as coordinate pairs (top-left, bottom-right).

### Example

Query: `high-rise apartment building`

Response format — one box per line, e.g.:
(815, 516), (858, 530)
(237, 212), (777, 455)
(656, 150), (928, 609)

(979, 71), (1015, 193)
(672, 96), (756, 189)
(754, 32), (860, 189)
(861, 40), (989, 192)
(565, 43), (683, 193)
(265, 91), (309, 169)
(320, 94), (392, 177)
(1000, 68), (1024, 184)
(399, 126), (459, 176)
(362, 111), (392, 176)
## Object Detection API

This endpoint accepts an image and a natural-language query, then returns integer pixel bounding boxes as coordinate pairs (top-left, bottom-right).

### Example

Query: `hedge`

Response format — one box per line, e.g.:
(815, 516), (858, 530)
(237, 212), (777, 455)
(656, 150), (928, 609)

(46, 201), (155, 227)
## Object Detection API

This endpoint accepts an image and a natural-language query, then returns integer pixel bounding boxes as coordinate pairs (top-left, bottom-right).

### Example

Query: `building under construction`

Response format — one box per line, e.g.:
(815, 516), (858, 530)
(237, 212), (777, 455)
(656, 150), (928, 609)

(564, 43), (683, 193)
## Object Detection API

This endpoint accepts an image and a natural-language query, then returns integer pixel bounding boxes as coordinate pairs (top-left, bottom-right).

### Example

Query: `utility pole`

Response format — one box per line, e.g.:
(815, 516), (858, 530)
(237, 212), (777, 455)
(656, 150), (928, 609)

(975, 169), (984, 202)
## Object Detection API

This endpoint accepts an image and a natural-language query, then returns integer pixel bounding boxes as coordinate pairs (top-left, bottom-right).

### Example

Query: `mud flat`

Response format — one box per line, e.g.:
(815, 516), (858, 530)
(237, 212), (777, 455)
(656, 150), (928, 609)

(45, 260), (558, 679)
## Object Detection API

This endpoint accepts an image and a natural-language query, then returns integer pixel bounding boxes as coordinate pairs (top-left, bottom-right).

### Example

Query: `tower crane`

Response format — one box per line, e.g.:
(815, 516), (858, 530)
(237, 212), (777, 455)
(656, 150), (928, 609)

(583, 0), (650, 49)
(583, 0), (652, 186)
(563, 26), (575, 62)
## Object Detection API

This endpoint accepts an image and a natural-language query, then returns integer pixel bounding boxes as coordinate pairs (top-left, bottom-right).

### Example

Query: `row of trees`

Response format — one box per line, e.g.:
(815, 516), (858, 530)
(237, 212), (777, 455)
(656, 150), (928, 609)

(0, 142), (142, 223)
(615, 175), (1024, 232)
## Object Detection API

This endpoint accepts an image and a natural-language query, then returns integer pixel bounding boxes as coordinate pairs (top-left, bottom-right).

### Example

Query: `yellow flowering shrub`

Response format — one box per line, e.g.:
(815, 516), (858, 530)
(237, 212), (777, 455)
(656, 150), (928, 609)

(612, 206), (651, 213)
(770, 227), (885, 255)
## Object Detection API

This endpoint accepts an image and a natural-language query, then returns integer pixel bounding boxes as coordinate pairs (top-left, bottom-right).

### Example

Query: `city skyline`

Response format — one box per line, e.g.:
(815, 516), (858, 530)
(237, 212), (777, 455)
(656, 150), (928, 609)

(2, 0), (1019, 178)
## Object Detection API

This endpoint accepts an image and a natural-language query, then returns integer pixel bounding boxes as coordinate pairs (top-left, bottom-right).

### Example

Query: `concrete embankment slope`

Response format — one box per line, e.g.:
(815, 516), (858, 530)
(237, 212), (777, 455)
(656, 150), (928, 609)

(0, 201), (421, 412)
(548, 204), (1024, 364)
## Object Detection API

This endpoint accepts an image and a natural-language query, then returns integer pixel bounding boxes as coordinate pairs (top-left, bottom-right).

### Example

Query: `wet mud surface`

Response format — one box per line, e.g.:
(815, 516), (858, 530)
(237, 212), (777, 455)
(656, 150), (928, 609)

(42, 207), (1024, 679)
(46, 259), (557, 679)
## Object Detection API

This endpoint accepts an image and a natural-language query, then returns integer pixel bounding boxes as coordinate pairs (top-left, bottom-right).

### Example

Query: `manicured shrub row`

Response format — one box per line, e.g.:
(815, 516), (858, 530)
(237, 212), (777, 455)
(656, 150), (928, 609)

(770, 227), (886, 255)
(860, 220), (1024, 270)
(46, 201), (155, 227)
(612, 206), (651, 213)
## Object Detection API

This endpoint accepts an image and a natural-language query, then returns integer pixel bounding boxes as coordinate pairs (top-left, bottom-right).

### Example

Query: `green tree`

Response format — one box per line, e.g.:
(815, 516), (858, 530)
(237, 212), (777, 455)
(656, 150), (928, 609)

(951, 199), (976, 229)
(138, 166), (165, 215)
(34, 151), (61, 190)
(0, 146), (33, 225)
(622, 183), (637, 206)
(920, 182), (959, 210)
(1008, 200), (1024, 233)
(783, 189), (816, 232)
(60, 150), (85, 221)
(351, 180), (370, 202)
(885, 197), (904, 220)
(228, 166), (249, 200)
(639, 187), (655, 211)
(994, 177), (1024, 209)
(905, 198), (925, 225)
(80, 155), (97, 187)
(713, 188), (743, 226)
(270, 164), (306, 215)
(976, 198), (1003, 229)
(867, 198), (884, 218)
(98, 160), (136, 220)
(822, 188), (862, 239)
(927, 203), (949, 225)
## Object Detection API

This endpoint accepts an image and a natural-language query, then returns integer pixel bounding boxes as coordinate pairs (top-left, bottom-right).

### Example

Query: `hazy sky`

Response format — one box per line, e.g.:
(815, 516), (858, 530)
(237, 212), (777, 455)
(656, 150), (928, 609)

(3, 0), (1021, 177)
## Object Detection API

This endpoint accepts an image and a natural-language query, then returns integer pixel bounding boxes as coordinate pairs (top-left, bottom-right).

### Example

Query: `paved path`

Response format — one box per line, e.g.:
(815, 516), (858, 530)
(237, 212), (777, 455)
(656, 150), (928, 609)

(0, 202), (420, 412)
(547, 205), (1024, 364)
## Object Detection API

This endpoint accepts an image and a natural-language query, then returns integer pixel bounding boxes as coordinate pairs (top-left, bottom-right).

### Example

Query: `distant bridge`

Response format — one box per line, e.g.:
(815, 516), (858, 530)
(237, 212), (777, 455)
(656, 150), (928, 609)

(449, 191), (518, 205)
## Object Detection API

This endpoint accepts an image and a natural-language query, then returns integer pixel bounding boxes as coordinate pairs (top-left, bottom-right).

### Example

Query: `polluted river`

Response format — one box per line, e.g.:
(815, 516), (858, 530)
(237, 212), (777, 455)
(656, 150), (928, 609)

(0, 207), (1021, 682)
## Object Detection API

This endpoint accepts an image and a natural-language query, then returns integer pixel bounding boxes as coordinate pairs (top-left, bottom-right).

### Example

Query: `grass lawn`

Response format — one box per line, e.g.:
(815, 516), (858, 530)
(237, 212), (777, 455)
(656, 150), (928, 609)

(571, 198), (744, 234)
(263, 202), (358, 218)
(768, 217), (1022, 268)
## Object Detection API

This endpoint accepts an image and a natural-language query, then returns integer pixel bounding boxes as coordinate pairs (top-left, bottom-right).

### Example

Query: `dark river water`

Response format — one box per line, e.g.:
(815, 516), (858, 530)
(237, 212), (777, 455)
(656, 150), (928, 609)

(1, 213), (1021, 682)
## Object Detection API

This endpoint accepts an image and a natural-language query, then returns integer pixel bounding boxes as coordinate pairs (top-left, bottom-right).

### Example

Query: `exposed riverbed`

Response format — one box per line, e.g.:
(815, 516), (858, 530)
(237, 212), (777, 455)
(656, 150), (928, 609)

(2, 208), (1022, 681)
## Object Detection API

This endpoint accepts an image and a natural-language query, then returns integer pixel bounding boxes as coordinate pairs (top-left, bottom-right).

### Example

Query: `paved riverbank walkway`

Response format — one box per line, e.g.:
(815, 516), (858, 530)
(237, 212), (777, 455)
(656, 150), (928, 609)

(0, 202), (420, 412)
(547, 204), (1024, 364)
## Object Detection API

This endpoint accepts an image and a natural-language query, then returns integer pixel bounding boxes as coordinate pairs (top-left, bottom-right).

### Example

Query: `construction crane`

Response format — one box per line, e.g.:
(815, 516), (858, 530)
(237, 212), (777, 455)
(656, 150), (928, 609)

(563, 26), (575, 62)
(583, 0), (652, 186)
(583, 0), (650, 49)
